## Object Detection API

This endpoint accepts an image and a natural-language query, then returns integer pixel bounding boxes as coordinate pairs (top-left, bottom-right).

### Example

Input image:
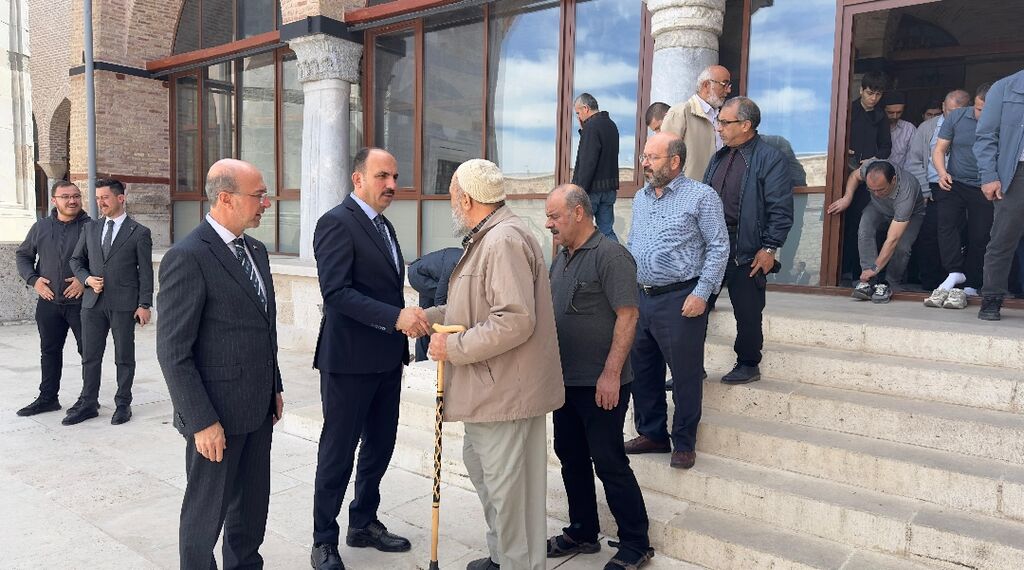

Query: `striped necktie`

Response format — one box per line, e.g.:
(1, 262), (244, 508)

(233, 237), (267, 311)
(373, 215), (399, 272)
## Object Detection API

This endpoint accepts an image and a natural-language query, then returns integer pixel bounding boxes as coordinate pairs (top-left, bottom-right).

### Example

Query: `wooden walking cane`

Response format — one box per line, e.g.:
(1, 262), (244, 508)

(429, 323), (466, 570)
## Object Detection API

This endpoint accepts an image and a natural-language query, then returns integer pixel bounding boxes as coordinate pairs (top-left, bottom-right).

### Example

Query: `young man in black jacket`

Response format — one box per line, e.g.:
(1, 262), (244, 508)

(572, 93), (621, 241)
(15, 181), (91, 416)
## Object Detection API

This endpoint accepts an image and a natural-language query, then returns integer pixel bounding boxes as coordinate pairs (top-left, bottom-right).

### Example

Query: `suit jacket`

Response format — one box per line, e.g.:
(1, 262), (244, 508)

(156, 220), (284, 436)
(313, 194), (410, 374)
(70, 216), (154, 311)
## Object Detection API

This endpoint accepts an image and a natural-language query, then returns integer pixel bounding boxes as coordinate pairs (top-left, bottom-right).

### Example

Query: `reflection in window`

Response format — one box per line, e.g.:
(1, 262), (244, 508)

(240, 53), (277, 195)
(423, 7), (484, 194)
(204, 63), (235, 173)
(175, 76), (199, 193)
(570, 0), (641, 182)
(282, 55), (303, 191)
(487, 0), (560, 195)
(173, 0), (280, 54)
(747, 0), (835, 187)
(770, 193), (824, 285)
(238, 0), (275, 39)
(374, 30), (416, 186)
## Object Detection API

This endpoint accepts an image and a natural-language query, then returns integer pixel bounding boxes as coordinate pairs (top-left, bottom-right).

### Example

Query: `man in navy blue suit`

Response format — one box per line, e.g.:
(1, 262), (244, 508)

(310, 147), (430, 570)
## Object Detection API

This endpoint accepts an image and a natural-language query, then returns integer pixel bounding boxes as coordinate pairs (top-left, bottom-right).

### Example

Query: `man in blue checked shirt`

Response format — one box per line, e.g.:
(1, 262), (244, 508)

(623, 131), (729, 470)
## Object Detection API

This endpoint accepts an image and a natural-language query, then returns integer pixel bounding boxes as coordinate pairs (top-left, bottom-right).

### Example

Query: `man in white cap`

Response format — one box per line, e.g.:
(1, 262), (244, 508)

(427, 159), (564, 570)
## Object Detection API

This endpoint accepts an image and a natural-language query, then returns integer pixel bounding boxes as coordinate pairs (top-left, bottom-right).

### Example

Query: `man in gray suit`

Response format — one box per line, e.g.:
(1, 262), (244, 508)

(67, 178), (153, 425)
(158, 159), (285, 569)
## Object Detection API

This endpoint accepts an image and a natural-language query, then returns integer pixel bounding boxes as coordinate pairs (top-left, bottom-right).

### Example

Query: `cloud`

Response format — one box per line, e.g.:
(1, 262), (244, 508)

(573, 52), (639, 91)
(750, 86), (826, 115)
(747, 35), (834, 68)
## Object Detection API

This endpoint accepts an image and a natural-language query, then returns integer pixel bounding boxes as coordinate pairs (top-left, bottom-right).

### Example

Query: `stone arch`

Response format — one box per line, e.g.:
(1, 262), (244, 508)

(36, 98), (71, 181)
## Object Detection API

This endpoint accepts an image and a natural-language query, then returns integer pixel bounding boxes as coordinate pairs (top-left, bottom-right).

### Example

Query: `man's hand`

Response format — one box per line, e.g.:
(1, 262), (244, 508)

(594, 369), (620, 410)
(750, 249), (775, 277)
(33, 277), (55, 301)
(681, 294), (707, 318)
(427, 332), (449, 361)
(85, 275), (104, 294)
(396, 307), (430, 338)
(859, 267), (878, 282)
(826, 195), (852, 215)
(63, 277), (84, 299)
(273, 392), (284, 426)
(193, 421), (227, 462)
(982, 181), (1003, 201)
(938, 172), (953, 191)
(134, 307), (151, 327)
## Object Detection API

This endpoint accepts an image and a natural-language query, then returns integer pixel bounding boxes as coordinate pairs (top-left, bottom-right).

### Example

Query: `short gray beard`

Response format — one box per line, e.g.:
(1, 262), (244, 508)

(451, 208), (471, 238)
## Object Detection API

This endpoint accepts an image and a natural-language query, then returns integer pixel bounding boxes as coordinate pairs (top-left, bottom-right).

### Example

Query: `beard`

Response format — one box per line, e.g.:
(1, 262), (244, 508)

(645, 165), (674, 188)
(451, 208), (471, 238)
(708, 93), (725, 108)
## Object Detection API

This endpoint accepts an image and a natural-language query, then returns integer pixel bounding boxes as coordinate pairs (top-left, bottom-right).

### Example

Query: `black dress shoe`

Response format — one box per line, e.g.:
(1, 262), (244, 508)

(62, 405), (99, 426)
(17, 397), (61, 417)
(466, 558), (500, 570)
(721, 364), (761, 385)
(310, 543), (344, 570)
(111, 405), (132, 425)
(346, 520), (411, 552)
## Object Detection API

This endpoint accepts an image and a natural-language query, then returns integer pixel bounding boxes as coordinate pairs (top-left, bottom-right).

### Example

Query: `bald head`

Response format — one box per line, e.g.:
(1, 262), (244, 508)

(206, 158), (258, 201)
(206, 158), (268, 235)
(944, 89), (970, 115)
(545, 184), (595, 251)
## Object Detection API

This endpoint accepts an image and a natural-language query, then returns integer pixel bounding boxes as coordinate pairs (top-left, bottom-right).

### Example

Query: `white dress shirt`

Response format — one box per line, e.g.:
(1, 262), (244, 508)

(351, 193), (400, 269)
(102, 211), (128, 244)
(206, 214), (265, 295)
(699, 96), (723, 150)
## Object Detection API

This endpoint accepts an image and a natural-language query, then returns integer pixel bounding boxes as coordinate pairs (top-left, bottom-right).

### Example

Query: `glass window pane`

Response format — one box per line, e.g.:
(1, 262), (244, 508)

(204, 62), (235, 174)
(175, 75), (199, 193)
(422, 200), (461, 255)
(508, 200), (553, 266)
(570, 0), (641, 183)
(747, 0), (836, 187)
(202, 0), (234, 48)
(385, 199), (418, 261)
(247, 202), (277, 251)
(373, 30), (416, 186)
(238, 0), (274, 39)
(423, 7), (484, 195)
(173, 0), (200, 54)
(239, 53), (277, 194)
(350, 66), (364, 167)
(173, 200), (201, 243)
(282, 54), (303, 191)
(278, 199), (300, 254)
(487, 0), (560, 195)
(770, 193), (824, 285)
(613, 197), (632, 245)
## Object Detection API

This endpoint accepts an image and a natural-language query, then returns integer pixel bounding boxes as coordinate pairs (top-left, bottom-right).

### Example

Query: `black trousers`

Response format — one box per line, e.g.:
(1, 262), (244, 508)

(35, 299), (83, 402)
(936, 180), (993, 289)
(910, 184), (946, 290)
(630, 285), (708, 452)
(179, 413), (274, 570)
(313, 367), (402, 545)
(80, 306), (136, 408)
(710, 238), (767, 367)
(840, 184), (871, 280)
(554, 385), (649, 558)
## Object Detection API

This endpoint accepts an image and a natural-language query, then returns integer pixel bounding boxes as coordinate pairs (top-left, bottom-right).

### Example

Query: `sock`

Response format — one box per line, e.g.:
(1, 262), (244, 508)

(939, 272), (966, 290)
(964, 287), (979, 297)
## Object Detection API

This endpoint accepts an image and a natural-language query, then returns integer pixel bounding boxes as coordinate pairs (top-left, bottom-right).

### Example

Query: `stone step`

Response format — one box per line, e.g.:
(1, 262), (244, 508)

(697, 408), (1024, 522)
(702, 376), (1024, 465)
(387, 390), (1024, 568)
(707, 292), (1024, 371)
(704, 336), (1024, 415)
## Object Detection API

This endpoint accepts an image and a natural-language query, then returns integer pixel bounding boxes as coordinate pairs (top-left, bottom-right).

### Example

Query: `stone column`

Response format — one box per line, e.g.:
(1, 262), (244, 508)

(38, 161), (68, 192)
(0, 0), (36, 241)
(289, 33), (363, 261)
(648, 0), (725, 106)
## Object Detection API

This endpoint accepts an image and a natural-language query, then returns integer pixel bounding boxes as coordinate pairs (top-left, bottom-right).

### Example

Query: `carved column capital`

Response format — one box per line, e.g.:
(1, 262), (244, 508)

(647, 0), (726, 51)
(288, 33), (363, 84)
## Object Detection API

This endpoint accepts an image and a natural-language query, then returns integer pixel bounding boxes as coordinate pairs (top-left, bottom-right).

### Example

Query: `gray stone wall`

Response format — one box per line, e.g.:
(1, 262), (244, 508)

(0, 242), (37, 322)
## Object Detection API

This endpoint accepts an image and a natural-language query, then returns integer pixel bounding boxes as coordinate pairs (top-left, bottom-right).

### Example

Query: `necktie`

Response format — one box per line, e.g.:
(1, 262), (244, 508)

(102, 219), (115, 258)
(374, 216), (399, 272)
(233, 237), (267, 311)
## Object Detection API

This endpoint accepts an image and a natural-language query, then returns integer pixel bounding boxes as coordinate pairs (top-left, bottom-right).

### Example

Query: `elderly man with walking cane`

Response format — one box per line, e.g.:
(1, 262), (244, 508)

(426, 158), (564, 570)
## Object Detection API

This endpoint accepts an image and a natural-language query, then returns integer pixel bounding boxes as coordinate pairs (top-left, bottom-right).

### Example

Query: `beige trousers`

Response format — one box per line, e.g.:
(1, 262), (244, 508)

(463, 415), (548, 570)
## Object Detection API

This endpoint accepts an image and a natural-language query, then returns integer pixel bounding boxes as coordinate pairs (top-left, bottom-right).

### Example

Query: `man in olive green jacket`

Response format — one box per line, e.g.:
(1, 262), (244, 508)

(427, 159), (564, 570)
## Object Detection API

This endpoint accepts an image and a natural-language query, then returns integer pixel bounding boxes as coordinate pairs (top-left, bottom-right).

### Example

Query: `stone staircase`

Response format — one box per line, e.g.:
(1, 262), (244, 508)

(283, 293), (1024, 569)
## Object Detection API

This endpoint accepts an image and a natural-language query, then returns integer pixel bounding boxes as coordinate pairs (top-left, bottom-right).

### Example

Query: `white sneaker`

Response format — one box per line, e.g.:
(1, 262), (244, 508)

(924, 288), (948, 308)
(964, 287), (979, 297)
(942, 288), (968, 309)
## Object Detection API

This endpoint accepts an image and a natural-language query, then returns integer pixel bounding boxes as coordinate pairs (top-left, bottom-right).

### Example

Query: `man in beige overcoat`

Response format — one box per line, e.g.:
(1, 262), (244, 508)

(427, 158), (564, 570)
(660, 64), (733, 180)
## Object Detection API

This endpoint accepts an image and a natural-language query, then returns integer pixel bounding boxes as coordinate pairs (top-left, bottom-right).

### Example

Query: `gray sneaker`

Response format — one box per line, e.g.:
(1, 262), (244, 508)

(852, 281), (873, 301)
(942, 288), (968, 309)
(871, 283), (892, 304)
(923, 288), (948, 308)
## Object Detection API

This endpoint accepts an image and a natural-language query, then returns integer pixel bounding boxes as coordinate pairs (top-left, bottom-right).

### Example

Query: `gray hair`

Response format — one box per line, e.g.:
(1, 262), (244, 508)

(574, 93), (599, 111)
(945, 89), (970, 107)
(696, 66), (714, 91)
(554, 184), (594, 218)
(723, 96), (762, 130)
(205, 173), (238, 202)
(667, 137), (687, 167)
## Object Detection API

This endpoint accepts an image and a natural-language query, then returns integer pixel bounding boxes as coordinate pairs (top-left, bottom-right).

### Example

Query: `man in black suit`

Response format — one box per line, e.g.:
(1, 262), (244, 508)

(157, 158), (285, 569)
(310, 147), (428, 570)
(67, 178), (153, 425)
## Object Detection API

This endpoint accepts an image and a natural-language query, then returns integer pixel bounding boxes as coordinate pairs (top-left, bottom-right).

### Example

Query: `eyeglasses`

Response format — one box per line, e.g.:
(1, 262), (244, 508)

(715, 118), (745, 127)
(710, 79), (732, 88)
(233, 192), (271, 205)
(638, 153), (671, 163)
(54, 194), (82, 201)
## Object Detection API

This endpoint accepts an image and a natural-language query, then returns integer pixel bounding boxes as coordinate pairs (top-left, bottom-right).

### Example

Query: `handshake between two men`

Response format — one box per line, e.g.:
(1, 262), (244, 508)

(395, 306), (431, 338)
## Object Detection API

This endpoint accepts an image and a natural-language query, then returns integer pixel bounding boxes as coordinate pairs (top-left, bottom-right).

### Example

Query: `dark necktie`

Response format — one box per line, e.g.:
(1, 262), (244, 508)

(102, 219), (115, 258)
(374, 216), (398, 272)
(233, 237), (267, 311)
